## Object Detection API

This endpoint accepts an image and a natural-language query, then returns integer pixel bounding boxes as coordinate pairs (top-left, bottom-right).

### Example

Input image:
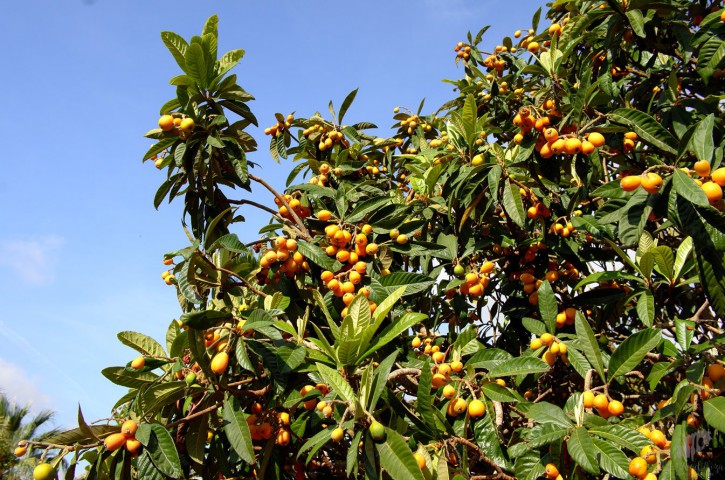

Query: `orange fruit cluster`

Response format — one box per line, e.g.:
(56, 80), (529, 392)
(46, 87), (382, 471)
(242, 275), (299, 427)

(582, 391), (625, 418)
(264, 114), (294, 137)
(274, 194), (312, 220)
(157, 114), (194, 137)
(302, 124), (350, 151)
(247, 407), (294, 445)
(259, 236), (309, 278)
(104, 420), (142, 456)
(530, 333), (568, 365)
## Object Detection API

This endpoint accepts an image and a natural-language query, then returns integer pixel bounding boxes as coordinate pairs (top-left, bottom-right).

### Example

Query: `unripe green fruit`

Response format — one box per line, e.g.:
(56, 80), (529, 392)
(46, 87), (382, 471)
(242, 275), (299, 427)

(185, 372), (197, 386)
(369, 421), (386, 443)
(454, 265), (465, 277)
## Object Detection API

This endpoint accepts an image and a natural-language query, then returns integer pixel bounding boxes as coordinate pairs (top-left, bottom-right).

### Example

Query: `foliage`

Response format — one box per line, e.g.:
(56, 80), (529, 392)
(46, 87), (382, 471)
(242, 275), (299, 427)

(18, 1), (725, 479)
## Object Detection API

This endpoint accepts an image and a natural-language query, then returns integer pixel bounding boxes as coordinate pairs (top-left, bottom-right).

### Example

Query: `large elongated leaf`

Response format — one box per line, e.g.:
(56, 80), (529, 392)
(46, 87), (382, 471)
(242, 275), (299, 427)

(297, 240), (339, 271)
(607, 329), (662, 383)
(316, 363), (356, 405)
(671, 423), (688, 480)
(502, 179), (526, 228)
(185, 43), (208, 88)
(488, 356), (549, 377)
(574, 313), (606, 381)
(101, 367), (158, 389)
(589, 424), (651, 453)
(160, 31), (188, 71)
(697, 35), (725, 83)
(526, 402), (573, 429)
(117, 331), (166, 358)
(379, 272), (435, 296)
(221, 396), (255, 464)
(695, 249), (725, 319)
(537, 280), (557, 333)
(135, 423), (182, 478)
(609, 109), (677, 154)
(703, 397), (725, 433)
(375, 428), (425, 480)
(361, 312), (426, 361)
(567, 426), (599, 475)
(592, 438), (629, 478)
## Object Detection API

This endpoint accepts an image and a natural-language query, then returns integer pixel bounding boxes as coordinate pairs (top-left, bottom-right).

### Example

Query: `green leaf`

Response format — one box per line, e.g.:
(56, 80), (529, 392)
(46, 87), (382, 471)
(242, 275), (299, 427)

(592, 438), (629, 478)
(160, 31), (188, 71)
(502, 179), (525, 228)
(653, 246), (675, 278)
(567, 426), (599, 475)
(379, 272), (435, 296)
(347, 196), (393, 223)
(607, 329), (661, 383)
(673, 237), (693, 281)
(575, 312), (606, 381)
(537, 280), (557, 333)
(338, 88), (358, 124)
(43, 425), (118, 446)
(522, 317), (547, 336)
(697, 35), (725, 83)
(687, 114), (715, 162)
(671, 423), (688, 480)
(179, 309), (230, 329)
(609, 108), (677, 154)
(136, 423), (182, 478)
(514, 452), (545, 480)
(297, 240), (339, 271)
(221, 396), (255, 464)
(625, 10), (646, 37)
(316, 363), (356, 406)
(636, 290), (655, 328)
(695, 248), (725, 318)
(415, 359), (437, 435)
(526, 402), (573, 429)
(673, 168), (709, 207)
(589, 424), (650, 453)
(480, 382), (521, 402)
(361, 312), (426, 361)
(526, 423), (568, 448)
(102, 367), (158, 389)
(218, 49), (245, 76)
(374, 428), (425, 480)
(185, 43), (208, 88)
(117, 331), (166, 358)
(488, 356), (550, 377)
(703, 397), (725, 433)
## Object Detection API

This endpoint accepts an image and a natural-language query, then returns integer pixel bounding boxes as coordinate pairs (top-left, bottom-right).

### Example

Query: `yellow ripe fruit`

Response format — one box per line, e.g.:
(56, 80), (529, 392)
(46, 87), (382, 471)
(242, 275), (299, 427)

(550, 342), (560, 355)
(361, 224), (373, 235)
(14, 445), (27, 457)
(131, 356), (145, 370)
(581, 140), (595, 155)
(472, 154), (484, 166)
(643, 474), (657, 480)
(641, 445), (658, 464)
(366, 243), (378, 255)
(211, 352), (229, 374)
(450, 360), (463, 372)
(582, 391), (595, 408)
(641, 173), (663, 194)
(624, 131), (638, 140)
(33, 463), (55, 480)
(650, 429), (667, 448)
(277, 412), (290, 426)
(389, 228), (400, 240)
(540, 333), (554, 346)
(432, 351), (446, 364)
(412, 337), (422, 348)
(530, 338), (543, 350)
(608, 400), (624, 416)
(587, 131), (606, 147)
(527, 41), (540, 53)
(707, 363), (725, 381)
(550, 138), (566, 154)
(442, 385), (457, 399)
(694, 160), (711, 177)
(712, 167), (725, 186)
(548, 23), (562, 36)
(544, 128), (559, 143)
(396, 234), (409, 245)
(544, 464), (559, 479)
(593, 394), (609, 410)
(413, 452), (426, 469)
(437, 364), (452, 376)
(121, 420), (138, 438)
(180, 117), (195, 133)
(702, 181), (723, 205)
(104, 432), (128, 451)
(468, 399), (486, 418)
(543, 349), (557, 366)
(331, 427), (344, 442)
(564, 138), (583, 155)
(126, 438), (143, 456)
(432, 373), (449, 388)
(452, 397), (468, 415)
(620, 175), (642, 192)
(546, 270), (559, 282)
(628, 457), (648, 478)
(158, 114), (175, 131)
(318, 210), (332, 221)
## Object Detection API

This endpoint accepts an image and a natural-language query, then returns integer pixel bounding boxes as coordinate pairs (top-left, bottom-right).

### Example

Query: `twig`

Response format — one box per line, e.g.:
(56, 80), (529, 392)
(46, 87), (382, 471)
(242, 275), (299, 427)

(198, 252), (268, 297)
(449, 437), (515, 480)
(249, 174), (312, 241)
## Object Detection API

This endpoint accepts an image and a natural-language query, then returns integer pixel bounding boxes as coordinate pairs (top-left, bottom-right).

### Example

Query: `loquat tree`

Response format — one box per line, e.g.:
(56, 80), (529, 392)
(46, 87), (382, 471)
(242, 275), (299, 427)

(14, 1), (725, 479)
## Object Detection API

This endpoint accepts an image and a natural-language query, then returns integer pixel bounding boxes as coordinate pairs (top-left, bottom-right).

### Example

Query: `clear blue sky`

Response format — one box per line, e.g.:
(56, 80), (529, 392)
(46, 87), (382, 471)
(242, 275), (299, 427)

(0, 0), (545, 429)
